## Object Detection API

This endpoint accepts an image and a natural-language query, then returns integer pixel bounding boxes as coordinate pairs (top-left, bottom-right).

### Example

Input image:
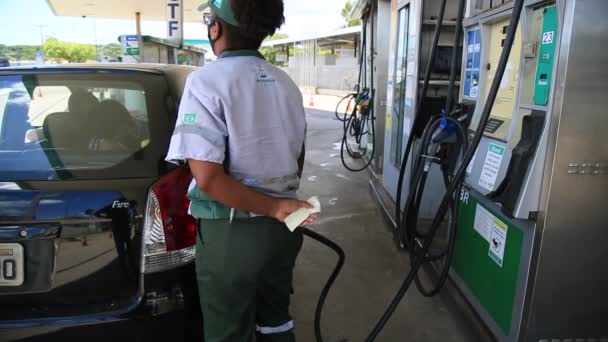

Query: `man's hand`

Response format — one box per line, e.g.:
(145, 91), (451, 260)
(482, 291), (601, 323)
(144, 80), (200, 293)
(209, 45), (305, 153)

(270, 198), (319, 226)
(301, 213), (320, 226)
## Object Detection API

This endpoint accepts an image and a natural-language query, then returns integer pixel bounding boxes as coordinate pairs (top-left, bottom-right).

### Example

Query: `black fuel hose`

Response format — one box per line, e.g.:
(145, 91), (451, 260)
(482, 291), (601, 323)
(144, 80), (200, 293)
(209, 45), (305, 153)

(400, 0), (466, 298)
(340, 90), (376, 172)
(402, 115), (467, 297)
(395, 0), (447, 231)
(300, 227), (346, 342)
(340, 5), (376, 173)
(364, 0), (525, 339)
(335, 93), (358, 122)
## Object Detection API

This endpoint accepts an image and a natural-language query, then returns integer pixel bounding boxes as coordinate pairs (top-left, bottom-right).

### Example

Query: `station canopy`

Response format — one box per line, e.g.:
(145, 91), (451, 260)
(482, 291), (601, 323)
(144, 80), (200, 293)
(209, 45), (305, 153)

(261, 26), (361, 50)
(46, 0), (209, 22)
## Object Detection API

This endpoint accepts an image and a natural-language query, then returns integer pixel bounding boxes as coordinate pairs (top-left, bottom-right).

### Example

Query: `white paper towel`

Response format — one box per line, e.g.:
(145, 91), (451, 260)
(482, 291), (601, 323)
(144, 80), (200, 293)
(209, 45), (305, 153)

(284, 196), (321, 231)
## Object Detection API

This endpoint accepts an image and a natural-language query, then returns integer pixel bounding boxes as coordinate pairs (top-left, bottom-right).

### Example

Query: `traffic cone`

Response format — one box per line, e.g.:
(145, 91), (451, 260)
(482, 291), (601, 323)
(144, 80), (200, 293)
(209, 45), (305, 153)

(308, 94), (315, 107)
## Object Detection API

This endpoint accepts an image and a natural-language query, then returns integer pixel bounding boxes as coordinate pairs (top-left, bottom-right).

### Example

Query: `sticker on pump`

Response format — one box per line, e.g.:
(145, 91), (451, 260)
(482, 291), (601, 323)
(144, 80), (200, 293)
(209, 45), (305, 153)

(488, 218), (508, 267)
(479, 143), (505, 191)
(542, 31), (554, 44)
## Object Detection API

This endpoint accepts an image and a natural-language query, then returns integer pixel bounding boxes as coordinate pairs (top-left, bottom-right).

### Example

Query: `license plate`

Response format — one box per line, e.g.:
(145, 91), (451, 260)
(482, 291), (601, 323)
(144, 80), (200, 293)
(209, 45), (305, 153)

(0, 243), (24, 287)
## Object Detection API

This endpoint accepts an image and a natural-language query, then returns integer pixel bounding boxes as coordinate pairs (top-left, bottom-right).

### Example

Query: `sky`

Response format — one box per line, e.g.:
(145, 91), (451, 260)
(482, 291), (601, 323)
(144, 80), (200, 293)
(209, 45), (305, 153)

(0, 0), (347, 46)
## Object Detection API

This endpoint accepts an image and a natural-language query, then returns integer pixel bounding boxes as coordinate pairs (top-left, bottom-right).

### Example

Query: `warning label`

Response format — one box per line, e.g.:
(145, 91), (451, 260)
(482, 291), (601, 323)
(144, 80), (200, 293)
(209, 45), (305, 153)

(479, 143), (505, 191)
(473, 204), (492, 242)
(488, 218), (508, 267)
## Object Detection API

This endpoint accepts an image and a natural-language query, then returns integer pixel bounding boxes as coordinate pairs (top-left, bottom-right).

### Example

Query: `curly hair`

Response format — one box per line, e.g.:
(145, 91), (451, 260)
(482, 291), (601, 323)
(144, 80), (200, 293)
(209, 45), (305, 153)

(220, 0), (285, 49)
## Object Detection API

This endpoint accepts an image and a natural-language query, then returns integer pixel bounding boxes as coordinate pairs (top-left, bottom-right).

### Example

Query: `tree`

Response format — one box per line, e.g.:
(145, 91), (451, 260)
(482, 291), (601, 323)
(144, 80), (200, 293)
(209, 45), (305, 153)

(0, 45), (39, 61)
(260, 34), (290, 65)
(43, 38), (95, 63)
(102, 43), (122, 58)
(264, 33), (289, 42)
(260, 46), (278, 64)
(341, 0), (362, 27)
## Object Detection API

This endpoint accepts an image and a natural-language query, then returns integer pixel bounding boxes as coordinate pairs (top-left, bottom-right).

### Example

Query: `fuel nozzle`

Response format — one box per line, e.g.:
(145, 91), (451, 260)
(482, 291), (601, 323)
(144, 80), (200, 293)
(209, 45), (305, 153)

(435, 105), (471, 144)
(434, 109), (457, 144)
(356, 90), (371, 115)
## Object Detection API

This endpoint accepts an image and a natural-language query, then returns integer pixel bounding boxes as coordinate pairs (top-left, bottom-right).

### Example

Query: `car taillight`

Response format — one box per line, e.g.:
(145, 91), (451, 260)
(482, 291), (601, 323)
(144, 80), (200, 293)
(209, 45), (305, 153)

(142, 166), (197, 274)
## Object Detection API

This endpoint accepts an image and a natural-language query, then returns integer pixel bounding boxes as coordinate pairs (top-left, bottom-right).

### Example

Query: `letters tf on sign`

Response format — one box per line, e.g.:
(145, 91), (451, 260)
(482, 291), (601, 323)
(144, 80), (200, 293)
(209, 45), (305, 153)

(167, 0), (182, 38)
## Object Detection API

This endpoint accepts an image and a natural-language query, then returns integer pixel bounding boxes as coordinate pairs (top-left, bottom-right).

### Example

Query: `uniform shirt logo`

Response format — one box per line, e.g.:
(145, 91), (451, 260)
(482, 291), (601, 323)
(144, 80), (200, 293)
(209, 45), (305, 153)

(257, 68), (267, 78)
(183, 113), (197, 124)
(256, 67), (275, 83)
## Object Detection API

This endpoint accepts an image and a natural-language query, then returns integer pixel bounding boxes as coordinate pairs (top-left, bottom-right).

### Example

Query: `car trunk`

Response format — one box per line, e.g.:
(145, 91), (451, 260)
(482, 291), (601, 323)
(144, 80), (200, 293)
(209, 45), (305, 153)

(0, 69), (181, 321)
(0, 179), (157, 320)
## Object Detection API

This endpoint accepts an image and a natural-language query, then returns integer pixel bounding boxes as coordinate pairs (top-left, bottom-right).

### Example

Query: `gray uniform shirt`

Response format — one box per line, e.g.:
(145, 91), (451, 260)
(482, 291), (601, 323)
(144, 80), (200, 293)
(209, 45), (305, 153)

(166, 50), (306, 199)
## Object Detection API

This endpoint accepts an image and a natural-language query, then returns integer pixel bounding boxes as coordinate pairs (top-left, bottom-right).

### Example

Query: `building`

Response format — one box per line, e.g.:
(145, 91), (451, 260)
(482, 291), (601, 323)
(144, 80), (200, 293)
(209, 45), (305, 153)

(262, 26), (362, 95)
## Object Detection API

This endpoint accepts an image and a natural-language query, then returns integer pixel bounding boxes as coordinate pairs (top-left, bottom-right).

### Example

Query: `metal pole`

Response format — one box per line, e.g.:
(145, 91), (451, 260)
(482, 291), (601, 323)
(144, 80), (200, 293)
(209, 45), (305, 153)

(307, 40), (311, 93)
(93, 17), (98, 61)
(313, 39), (317, 93)
(34, 24), (47, 62)
(308, 40), (311, 92)
(136, 12), (142, 35)
(38, 26), (44, 48)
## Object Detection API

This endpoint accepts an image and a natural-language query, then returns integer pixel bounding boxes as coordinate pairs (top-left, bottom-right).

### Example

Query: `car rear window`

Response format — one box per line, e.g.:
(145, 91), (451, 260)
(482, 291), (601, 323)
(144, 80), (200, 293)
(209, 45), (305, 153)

(0, 71), (172, 181)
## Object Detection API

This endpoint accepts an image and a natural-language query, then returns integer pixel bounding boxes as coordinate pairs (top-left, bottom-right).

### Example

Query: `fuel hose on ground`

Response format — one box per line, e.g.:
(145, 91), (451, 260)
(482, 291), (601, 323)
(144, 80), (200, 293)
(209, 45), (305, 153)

(300, 227), (345, 342)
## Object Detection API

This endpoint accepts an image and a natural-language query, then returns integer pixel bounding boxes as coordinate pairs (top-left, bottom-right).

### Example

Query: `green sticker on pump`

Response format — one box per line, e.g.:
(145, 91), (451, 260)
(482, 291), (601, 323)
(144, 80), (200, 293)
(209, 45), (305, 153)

(534, 6), (558, 105)
(479, 143), (506, 191)
(489, 144), (505, 155)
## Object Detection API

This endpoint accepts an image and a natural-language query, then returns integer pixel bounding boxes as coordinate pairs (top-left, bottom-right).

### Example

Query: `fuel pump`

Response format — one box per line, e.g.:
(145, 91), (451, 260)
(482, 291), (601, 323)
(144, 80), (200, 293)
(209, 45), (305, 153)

(306, 0), (608, 341)
(304, 0), (525, 341)
(338, 4), (376, 173)
(438, 1), (607, 341)
(451, 2), (572, 341)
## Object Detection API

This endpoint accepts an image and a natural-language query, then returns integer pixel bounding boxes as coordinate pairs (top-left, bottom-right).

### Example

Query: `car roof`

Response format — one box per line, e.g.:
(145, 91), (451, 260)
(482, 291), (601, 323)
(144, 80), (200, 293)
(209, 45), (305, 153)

(0, 63), (194, 74)
(0, 63), (198, 101)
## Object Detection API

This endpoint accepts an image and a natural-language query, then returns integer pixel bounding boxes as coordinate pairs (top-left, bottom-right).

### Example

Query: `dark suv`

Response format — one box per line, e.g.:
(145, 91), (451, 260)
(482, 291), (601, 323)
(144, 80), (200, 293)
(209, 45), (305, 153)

(0, 64), (203, 341)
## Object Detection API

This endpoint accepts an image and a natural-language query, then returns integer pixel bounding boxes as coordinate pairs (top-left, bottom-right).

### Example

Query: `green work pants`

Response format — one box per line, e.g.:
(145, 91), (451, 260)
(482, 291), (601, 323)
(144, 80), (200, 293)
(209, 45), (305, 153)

(195, 217), (304, 342)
